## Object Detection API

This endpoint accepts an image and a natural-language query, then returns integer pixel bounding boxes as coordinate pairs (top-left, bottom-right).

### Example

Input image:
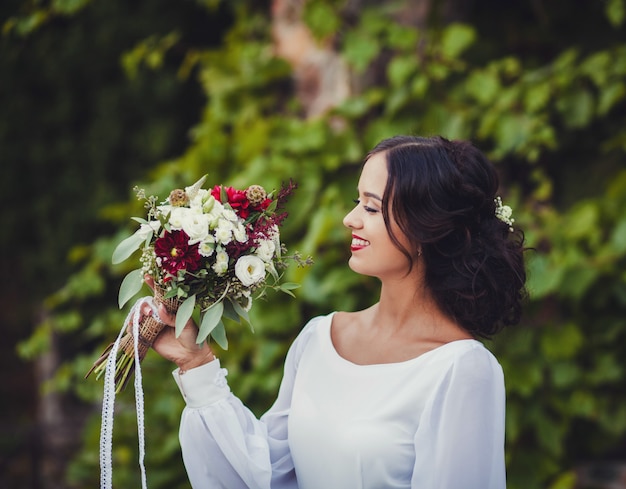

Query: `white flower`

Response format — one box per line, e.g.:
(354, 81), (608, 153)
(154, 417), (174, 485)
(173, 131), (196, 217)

(137, 220), (161, 239)
(206, 201), (225, 228)
(181, 211), (210, 245)
(255, 238), (276, 262)
(212, 249), (229, 276)
(167, 206), (190, 230)
(494, 196), (515, 232)
(233, 224), (248, 243)
(235, 255), (266, 286)
(189, 189), (210, 209)
(270, 225), (281, 257)
(222, 208), (238, 222)
(199, 235), (216, 257)
(215, 219), (234, 245)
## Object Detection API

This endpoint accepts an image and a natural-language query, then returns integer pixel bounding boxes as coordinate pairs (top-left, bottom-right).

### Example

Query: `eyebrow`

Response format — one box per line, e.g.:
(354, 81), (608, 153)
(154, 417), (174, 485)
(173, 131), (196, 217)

(363, 191), (383, 201)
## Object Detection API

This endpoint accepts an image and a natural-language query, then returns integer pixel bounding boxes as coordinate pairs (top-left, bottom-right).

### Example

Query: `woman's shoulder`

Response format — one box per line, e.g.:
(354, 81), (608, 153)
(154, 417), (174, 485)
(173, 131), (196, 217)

(429, 339), (504, 387)
(285, 312), (335, 366)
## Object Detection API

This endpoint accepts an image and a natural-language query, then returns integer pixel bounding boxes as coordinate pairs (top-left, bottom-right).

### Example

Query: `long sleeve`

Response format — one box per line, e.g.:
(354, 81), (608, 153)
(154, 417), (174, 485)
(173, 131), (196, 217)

(173, 319), (319, 489)
(410, 344), (506, 489)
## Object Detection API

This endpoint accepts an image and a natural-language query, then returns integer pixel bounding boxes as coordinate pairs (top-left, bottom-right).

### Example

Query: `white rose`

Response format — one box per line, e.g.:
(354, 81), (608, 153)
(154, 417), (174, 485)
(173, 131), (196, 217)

(167, 207), (189, 230)
(181, 211), (210, 245)
(212, 249), (229, 276)
(255, 238), (275, 262)
(235, 255), (266, 287)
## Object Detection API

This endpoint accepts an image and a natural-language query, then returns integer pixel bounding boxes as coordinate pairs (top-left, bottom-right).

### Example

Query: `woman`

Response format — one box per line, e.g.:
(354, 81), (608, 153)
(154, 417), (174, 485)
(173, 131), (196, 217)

(144, 135), (527, 489)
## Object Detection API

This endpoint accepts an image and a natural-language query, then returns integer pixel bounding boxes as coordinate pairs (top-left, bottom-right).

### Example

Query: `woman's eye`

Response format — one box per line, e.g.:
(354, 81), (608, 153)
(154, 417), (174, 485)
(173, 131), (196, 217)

(353, 198), (379, 214)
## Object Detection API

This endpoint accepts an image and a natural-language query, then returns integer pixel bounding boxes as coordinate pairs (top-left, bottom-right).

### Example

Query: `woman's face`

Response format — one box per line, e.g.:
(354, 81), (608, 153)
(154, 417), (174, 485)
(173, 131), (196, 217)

(343, 152), (413, 280)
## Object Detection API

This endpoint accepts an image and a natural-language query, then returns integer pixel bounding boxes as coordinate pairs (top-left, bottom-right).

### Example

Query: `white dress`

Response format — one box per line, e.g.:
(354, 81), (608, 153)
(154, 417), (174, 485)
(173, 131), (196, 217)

(173, 312), (506, 489)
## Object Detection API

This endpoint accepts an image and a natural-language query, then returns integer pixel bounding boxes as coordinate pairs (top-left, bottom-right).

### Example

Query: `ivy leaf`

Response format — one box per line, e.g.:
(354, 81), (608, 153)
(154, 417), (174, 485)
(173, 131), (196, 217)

(112, 232), (144, 264)
(175, 294), (196, 338)
(118, 269), (144, 308)
(197, 300), (224, 343)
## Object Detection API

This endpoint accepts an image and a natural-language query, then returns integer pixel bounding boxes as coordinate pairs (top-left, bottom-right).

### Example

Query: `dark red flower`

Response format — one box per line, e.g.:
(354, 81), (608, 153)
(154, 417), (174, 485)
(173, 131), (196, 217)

(154, 230), (202, 275)
(211, 185), (251, 218)
(254, 198), (273, 211)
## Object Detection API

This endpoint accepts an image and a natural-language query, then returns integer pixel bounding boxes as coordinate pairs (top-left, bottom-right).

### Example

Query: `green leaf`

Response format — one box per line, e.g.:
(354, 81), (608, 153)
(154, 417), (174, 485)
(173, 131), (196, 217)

(52, 0), (91, 15)
(231, 299), (253, 331)
(118, 269), (144, 308)
(440, 23), (476, 59)
(556, 88), (595, 129)
(540, 323), (583, 360)
(112, 232), (144, 264)
(279, 282), (301, 290)
(342, 31), (380, 73)
(387, 55), (418, 87)
(175, 294), (196, 337)
(610, 217), (626, 253)
(606, 0), (625, 27)
(222, 299), (240, 323)
(197, 300), (224, 343)
(210, 321), (228, 350)
(465, 70), (501, 105)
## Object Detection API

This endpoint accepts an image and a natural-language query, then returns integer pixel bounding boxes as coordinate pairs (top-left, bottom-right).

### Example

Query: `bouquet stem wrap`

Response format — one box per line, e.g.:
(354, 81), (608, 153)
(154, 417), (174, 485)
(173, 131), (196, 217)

(99, 297), (159, 489)
(87, 285), (179, 392)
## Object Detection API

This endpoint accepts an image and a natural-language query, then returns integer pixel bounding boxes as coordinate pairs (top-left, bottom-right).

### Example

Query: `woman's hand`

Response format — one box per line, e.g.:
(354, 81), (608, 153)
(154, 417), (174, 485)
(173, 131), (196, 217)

(142, 275), (215, 372)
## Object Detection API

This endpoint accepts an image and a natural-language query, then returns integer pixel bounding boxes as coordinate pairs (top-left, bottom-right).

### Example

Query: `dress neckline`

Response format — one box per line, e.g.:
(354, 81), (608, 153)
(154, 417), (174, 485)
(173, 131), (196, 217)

(324, 311), (481, 369)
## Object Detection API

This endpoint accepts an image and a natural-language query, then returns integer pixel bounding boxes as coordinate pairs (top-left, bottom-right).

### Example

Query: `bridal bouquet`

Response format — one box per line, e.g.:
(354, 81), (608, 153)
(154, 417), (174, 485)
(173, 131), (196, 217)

(87, 175), (309, 392)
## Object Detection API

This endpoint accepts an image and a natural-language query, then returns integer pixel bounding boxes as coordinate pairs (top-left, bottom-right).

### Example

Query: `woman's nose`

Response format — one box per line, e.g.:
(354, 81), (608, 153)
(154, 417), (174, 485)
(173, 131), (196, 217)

(343, 206), (361, 229)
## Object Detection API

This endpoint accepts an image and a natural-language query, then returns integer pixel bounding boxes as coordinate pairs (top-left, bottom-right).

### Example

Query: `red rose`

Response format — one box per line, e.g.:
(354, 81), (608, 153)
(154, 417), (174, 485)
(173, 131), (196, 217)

(211, 185), (250, 219)
(154, 230), (202, 275)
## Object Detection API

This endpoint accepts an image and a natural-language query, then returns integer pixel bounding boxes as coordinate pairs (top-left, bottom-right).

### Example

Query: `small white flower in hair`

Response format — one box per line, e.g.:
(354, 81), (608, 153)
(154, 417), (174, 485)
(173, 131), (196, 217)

(494, 196), (515, 232)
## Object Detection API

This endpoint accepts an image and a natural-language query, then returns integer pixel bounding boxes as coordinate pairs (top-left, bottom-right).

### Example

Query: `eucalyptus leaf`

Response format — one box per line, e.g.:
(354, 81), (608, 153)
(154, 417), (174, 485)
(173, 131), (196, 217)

(175, 294), (196, 338)
(222, 299), (240, 323)
(112, 232), (144, 264)
(197, 300), (224, 343)
(279, 282), (301, 290)
(210, 320), (228, 350)
(118, 269), (144, 308)
(231, 299), (253, 332)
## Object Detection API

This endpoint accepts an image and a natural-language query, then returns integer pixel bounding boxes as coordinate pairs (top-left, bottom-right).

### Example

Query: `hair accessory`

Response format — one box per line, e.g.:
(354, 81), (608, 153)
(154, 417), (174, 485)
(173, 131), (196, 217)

(494, 196), (514, 232)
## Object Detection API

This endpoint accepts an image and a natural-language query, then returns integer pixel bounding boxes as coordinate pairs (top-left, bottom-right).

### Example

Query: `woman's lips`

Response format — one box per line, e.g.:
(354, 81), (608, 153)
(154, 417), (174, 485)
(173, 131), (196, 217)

(350, 235), (370, 251)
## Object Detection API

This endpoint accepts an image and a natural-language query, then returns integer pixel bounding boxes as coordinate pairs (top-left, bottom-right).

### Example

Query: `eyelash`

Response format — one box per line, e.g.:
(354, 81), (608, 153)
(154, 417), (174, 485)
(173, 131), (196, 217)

(353, 199), (379, 214)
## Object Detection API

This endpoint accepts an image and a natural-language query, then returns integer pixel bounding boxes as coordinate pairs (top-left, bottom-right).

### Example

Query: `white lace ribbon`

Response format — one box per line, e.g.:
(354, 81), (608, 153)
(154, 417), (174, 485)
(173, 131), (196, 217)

(100, 297), (160, 489)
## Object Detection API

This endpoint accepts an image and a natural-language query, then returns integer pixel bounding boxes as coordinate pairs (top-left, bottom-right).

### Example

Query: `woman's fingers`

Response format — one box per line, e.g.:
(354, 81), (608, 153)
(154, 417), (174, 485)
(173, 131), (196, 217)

(157, 303), (176, 327)
(144, 274), (155, 291)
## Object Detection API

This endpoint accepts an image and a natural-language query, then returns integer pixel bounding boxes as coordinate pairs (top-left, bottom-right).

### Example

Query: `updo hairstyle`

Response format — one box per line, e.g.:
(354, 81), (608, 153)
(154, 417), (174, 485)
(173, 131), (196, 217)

(368, 135), (527, 338)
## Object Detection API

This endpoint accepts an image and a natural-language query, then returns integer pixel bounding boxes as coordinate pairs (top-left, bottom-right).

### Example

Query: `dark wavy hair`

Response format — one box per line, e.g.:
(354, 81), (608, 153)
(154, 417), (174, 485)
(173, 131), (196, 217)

(368, 135), (527, 338)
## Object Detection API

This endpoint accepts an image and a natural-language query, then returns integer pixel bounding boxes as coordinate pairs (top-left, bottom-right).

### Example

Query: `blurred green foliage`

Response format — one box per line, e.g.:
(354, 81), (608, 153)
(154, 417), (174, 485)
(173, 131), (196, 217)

(5, 0), (626, 487)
